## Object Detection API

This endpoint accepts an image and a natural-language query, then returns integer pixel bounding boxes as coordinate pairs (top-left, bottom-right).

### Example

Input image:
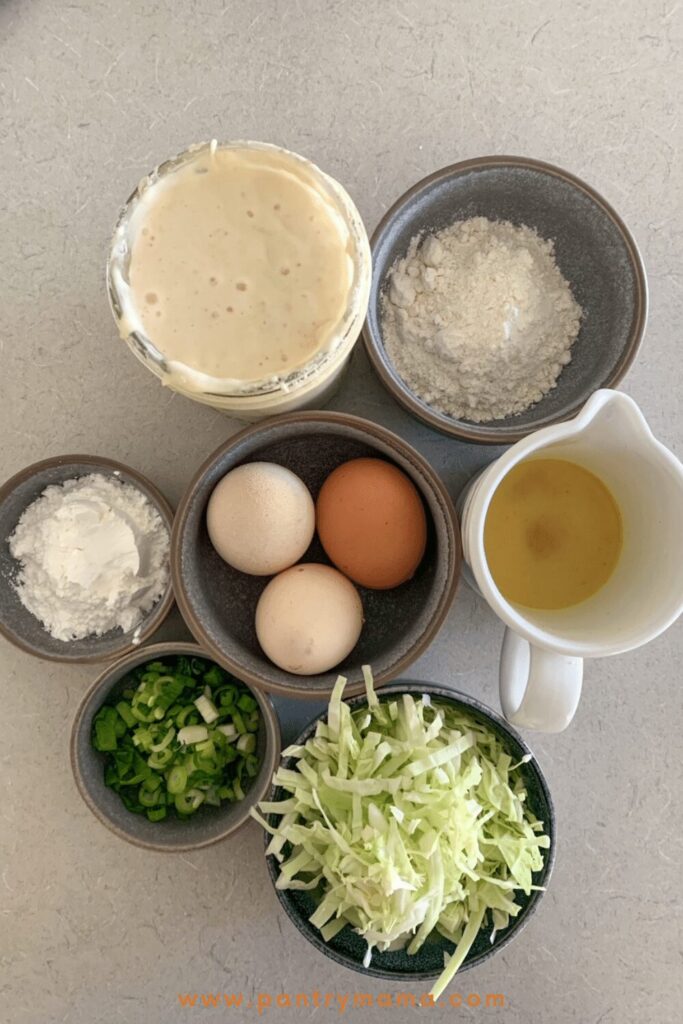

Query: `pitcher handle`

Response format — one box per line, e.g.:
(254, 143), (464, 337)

(499, 629), (583, 733)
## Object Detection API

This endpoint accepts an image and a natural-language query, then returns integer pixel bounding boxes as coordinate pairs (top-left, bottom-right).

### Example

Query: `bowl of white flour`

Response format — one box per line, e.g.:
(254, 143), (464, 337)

(363, 156), (647, 444)
(0, 455), (174, 662)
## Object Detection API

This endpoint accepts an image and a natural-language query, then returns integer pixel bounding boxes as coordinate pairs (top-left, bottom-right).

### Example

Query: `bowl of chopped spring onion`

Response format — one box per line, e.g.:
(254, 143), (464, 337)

(71, 642), (281, 851)
(254, 670), (554, 994)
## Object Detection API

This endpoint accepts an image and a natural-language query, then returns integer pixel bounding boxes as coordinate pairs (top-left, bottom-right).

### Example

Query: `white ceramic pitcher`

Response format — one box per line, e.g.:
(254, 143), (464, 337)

(460, 389), (683, 733)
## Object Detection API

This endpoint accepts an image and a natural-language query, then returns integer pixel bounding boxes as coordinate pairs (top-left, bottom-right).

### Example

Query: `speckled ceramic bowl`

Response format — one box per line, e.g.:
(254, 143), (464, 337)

(363, 155), (648, 444)
(171, 412), (461, 699)
(70, 642), (281, 852)
(265, 681), (555, 980)
(0, 455), (174, 662)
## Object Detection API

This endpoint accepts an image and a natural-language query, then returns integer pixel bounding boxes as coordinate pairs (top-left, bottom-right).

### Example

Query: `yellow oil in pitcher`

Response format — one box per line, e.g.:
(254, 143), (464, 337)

(484, 458), (623, 610)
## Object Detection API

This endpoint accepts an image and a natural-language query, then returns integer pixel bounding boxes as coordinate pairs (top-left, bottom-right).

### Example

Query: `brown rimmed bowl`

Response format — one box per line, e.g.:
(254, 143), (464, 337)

(171, 412), (461, 699)
(0, 455), (174, 662)
(363, 155), (648, 444)
(70, 641), (281, 851)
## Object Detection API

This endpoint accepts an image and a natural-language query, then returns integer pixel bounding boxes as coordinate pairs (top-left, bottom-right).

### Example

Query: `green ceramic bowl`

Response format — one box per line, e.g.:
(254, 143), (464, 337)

(264, 682), (555, 980)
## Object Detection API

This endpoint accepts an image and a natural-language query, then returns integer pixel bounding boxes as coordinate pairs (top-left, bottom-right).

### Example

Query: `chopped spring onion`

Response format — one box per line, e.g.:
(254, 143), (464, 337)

(194, 694), (219, 724)
(217, 723), (237, 741)
(178, 725), (209, 746)
(167, 765), (188, 795)
(175, 788), (205, 814)
(91, 656), (262, 822)
(252, 668), (550, 999)
(115, 701), (136, 728)
(236, 733), (256, 754)
(149, 726), (175, 752)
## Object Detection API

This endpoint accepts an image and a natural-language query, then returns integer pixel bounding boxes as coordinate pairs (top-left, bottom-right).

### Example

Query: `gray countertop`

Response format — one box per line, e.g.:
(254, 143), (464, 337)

(1, 2), (681, 1022)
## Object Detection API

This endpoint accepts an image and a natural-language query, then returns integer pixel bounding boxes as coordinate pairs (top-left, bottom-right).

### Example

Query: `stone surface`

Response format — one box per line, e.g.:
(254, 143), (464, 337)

(0, 1), (681, 1022)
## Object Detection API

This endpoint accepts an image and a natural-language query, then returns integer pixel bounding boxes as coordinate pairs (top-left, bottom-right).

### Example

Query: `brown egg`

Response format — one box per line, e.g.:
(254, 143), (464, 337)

(316, 458), (427, 589)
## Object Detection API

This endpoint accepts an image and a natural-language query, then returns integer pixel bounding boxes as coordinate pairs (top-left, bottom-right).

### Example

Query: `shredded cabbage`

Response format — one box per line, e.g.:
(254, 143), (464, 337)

(252, 669), (550, 999)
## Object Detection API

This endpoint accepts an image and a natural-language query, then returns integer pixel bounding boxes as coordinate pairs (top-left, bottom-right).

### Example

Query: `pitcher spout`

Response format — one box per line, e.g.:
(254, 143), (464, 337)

(568, 388), (656, 452)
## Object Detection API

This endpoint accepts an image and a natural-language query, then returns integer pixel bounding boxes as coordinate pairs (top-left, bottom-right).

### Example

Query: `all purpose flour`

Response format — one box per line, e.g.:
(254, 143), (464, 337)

(381, 217), (582, 423)
(9, 473), (170, 641)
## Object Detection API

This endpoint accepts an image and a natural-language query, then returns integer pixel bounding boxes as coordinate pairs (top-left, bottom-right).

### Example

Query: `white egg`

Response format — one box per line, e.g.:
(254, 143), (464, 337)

(206, 462), (315, 575)
(255, 563), (363, 675)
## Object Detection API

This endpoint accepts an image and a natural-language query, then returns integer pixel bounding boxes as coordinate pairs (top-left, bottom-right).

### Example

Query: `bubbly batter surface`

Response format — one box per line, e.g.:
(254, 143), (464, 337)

(128, 146), (353, 381)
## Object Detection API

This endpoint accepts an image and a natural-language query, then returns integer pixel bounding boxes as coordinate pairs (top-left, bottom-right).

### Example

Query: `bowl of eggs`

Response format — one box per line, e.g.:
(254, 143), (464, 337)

(171, 412), (460, 697)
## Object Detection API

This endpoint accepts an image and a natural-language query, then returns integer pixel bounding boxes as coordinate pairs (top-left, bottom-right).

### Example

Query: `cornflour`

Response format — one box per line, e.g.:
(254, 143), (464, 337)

(381, 217), (582, 423)
(9, 473), (169, 641)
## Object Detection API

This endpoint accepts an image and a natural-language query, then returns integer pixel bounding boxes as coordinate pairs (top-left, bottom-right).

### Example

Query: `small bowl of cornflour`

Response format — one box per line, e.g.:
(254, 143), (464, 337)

(0, 456), (174, 662)
(363, 156), (647, 444)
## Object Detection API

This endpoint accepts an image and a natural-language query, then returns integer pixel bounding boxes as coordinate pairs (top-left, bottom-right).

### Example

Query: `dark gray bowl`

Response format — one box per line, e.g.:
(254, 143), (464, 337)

(265, 681), (555, 980)
(171, 412), (460, 699)
(70, 642), (281, 851)
(0, 455), (175, 662)
(364, 155), (647, 444)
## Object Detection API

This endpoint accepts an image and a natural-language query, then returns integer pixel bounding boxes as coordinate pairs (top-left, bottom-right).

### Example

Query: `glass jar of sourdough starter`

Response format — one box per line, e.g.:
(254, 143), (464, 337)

(107, 141), (371, 419)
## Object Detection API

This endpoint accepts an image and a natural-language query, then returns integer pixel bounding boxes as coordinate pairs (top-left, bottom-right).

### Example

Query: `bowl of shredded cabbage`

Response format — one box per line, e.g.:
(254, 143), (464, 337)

(253, 670), (554, 994)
